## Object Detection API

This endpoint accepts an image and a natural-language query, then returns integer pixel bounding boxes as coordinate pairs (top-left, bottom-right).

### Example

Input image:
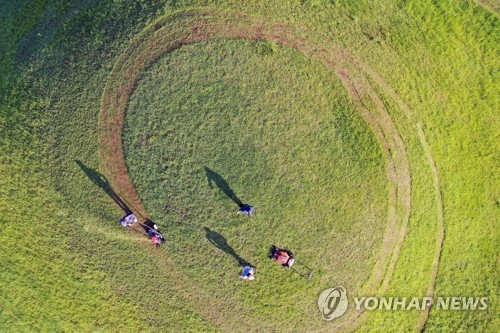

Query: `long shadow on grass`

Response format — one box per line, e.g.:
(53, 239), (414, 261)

(76, 160), (132, 215)
(204, 227), (249, 266)
(204, 167), (243, 207)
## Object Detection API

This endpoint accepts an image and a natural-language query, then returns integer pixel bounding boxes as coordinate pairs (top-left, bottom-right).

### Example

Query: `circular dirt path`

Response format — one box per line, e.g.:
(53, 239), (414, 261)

(99, 9), (444, 332)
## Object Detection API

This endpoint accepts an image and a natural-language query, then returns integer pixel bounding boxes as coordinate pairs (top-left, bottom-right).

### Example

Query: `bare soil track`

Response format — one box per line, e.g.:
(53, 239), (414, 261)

(99, 9), (444, 332)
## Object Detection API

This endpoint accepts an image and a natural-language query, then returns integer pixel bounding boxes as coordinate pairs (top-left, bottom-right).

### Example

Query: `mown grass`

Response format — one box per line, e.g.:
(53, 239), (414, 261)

(1, 1), (217, 332)
(1, 0), (497, 332)
(123, 39), (388, 330)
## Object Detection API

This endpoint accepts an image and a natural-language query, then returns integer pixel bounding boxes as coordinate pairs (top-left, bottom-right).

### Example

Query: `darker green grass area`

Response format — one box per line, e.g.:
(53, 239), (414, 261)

(123, 39), (388, 329)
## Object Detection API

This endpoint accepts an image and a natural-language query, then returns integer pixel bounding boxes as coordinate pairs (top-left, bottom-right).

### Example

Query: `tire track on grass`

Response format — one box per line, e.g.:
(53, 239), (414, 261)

(415, 123), (445, 332)
(346, 57), (445, 332)
(100, 10), (409, 332)
(99, 9), (443, 332)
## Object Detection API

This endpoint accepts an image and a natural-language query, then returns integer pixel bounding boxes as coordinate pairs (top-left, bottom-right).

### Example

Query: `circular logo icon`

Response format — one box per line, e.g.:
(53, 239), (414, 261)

(318, 286), (348, 321)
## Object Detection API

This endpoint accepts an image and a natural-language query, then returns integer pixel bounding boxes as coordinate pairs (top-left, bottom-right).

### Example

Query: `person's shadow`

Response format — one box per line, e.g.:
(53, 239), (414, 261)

(204, 227), (249, 266)
(76, 160), (132, 215)
(204, 167), (243, 207)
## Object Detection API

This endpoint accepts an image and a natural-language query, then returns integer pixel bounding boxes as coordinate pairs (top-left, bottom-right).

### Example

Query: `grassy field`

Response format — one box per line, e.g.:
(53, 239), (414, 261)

(0, 0), (497, 332)
(123, 38), (388, 331)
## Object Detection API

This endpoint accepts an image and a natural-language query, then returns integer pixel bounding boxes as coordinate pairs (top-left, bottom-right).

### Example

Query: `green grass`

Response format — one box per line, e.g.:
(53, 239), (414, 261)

(0, 145), (143, 332)
(0, 0), (497, 332)
(123, 39), (387, 330)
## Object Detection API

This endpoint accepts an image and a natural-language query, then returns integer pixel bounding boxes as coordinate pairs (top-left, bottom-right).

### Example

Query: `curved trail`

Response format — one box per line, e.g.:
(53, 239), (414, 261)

(346, 56), (445, 332)
(415, 124), (445, 332)
(475, 0), (499, 14)
(99, 9), (444, 332)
